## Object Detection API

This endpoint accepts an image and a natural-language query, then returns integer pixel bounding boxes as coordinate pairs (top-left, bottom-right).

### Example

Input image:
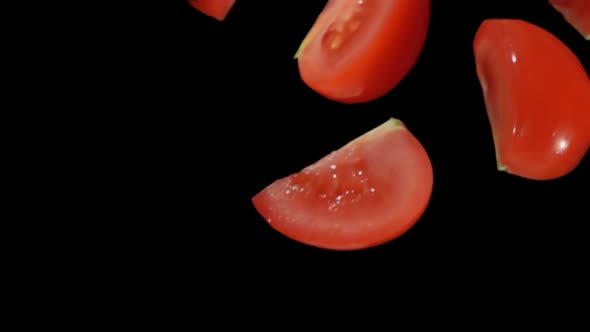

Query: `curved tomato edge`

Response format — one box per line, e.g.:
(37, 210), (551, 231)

(474, 20), (537, 178)
(473, 20), (507, 174)
(252, 191), (433, 251)
(188, 0), (236, 21)
(548, 0), (590, 40)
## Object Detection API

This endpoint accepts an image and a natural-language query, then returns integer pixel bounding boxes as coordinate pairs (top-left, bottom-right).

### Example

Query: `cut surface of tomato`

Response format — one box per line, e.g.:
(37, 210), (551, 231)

(188, 0), (236, 21)
(473, 19), (590, 180)
(252, 118), (433, 251)
(549, 0), (590, 40)
(295, 0), (431, 104)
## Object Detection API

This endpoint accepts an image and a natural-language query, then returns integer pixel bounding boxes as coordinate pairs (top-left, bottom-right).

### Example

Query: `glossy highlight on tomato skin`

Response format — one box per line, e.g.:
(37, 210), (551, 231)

(296, 0), (431, 104)
(473, 19), (590, 180)
(251, 118), (433, 251)
(548, 0), (590, 40)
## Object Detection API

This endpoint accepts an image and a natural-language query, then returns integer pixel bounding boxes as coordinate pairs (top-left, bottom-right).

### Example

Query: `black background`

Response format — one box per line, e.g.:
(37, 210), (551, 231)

(144, 0), (589, 282)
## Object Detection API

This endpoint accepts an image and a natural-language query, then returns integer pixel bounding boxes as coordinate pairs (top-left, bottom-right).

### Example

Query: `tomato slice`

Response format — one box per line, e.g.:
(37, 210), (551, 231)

(188, 0), (236, 21)
(295, 0), (431, 104)
(473, 19), (590, 180)
(252, 118), (433, 251)
(549, 0), (590, 40)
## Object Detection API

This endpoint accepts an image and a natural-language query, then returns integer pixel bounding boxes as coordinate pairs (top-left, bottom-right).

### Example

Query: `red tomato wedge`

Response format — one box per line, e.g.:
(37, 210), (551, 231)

(188, 0), (236, 21)
(252, 118), (433, 251)
(549, 0), (590, 40)
(295, 0), (431, 104)
(473, 19), (590, 180)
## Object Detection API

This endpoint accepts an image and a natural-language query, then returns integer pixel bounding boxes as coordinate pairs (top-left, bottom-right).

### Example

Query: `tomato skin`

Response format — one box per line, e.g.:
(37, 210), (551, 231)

(252, 119), (433, 251)
(296, 0), (431, 104)
(549, 0), (590, 40)
(473, 19), (590, 180)
(188, 0), (236, 21)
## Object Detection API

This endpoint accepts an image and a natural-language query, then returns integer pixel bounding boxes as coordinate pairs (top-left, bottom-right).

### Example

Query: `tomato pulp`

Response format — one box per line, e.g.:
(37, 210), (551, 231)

(473, 19), (590, 180)
(252, 118), (433, 251)
(188, 0), (236, 21)
(295, 0), (431, 104)
(549, 0), (590, 40)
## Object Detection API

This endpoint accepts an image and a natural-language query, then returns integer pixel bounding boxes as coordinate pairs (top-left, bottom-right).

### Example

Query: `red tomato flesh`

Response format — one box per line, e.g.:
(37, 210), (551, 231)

(188, 0), (236, 21)
(295, 0), (431, 104)
(252, 118), (433, 251)
(549, 0), (590, 40)
(473, 19), (590, 180)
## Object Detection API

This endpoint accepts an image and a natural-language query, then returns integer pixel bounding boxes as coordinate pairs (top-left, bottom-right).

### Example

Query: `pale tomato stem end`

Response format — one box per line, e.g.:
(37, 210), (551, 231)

(490, 133), (508, 172)
(585, 34), (590, 41)
(494, 148), (508, 172)
(294, 41), (306, 59)
(497, 161), (508, 172)
(342, 118), (406, 150)
(383, 117), (405, 129)
(294, 29), (316, 59)
(371, 118), (406, 135)
(294, 11), (326, 59)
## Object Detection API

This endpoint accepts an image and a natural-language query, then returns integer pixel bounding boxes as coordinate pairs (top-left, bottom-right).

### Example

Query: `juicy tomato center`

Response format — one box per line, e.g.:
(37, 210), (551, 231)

(285, 157), (378, 213)
(320, 0), (372, 54)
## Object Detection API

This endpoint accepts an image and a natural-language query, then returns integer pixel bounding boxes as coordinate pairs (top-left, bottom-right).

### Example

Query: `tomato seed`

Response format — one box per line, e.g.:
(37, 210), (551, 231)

(322, 29), (344, 50)
(331, 35), (344, 49)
